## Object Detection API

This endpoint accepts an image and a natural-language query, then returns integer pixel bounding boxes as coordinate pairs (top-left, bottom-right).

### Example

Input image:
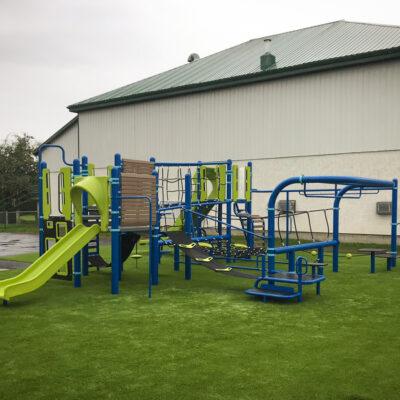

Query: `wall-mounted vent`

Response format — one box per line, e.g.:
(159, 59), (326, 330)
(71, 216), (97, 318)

(277, 200), (296, 213)
(376, 201), (392, 215)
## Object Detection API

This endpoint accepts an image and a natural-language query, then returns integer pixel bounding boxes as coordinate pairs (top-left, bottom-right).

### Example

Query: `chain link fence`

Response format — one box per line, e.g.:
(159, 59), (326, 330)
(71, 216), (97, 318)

(0, 211), (38, 228)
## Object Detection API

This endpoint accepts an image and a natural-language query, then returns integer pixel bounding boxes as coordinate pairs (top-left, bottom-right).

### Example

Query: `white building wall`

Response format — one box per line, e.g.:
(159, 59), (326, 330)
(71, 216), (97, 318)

(53, 59), (400, 237)
(41, 120), (79, 216)
(78, 59), (400, 168)
(250, 151), (399, 239)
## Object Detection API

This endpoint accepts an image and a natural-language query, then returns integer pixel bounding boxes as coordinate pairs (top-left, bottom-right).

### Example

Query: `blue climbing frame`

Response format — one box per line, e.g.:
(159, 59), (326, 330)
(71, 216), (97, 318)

(150, 158), (235, 284)
(37, 145), (398, 301)
(264, 176), (398, 274)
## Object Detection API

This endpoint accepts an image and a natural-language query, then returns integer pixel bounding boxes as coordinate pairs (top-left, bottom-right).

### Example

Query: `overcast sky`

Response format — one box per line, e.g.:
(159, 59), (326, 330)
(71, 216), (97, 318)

(1, 0), (399, 143)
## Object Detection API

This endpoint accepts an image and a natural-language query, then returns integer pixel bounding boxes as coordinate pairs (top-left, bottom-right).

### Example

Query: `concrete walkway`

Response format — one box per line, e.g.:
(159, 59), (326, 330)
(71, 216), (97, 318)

(0, 232), (38, 257)
(0, 260), (30, 270)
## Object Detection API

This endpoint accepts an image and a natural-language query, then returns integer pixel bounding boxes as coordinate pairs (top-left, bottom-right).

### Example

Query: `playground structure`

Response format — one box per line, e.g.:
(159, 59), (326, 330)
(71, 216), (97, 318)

(0, 144), (398, 304)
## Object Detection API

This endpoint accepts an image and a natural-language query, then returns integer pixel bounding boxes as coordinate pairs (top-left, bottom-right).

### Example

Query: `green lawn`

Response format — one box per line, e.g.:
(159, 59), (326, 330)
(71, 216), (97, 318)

(1, 247), (400, 399)
(0, 223), (38, 234)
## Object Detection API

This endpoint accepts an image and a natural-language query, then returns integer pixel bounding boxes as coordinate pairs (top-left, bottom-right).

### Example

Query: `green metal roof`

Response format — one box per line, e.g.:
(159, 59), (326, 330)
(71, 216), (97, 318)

(69, 20), (400, 112)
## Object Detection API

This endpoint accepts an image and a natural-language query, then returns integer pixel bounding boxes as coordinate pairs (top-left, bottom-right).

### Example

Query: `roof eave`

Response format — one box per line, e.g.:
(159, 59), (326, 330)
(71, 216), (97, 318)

(68, 47), (400, 113)
(34, 116), (79, 155)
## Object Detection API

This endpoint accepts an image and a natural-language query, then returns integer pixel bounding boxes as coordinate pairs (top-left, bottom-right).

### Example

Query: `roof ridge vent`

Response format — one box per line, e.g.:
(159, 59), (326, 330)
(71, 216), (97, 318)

(188, 53), (200, 63)
(260, 38), (276, 71)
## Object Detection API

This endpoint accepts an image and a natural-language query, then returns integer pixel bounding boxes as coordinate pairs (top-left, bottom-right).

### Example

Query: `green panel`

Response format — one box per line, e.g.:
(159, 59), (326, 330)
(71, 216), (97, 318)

(232, 165), (238, 201)
(191, 169), (199, 202)
(86, 164), (96, 205)
(59, 167), (72, 220)
(200, 166), (208, 202)
(218, 165), (226, 201)
(71, 176), (109, 232)
(245, 166), (251, 202)
(88, 163), (95, 176)
(0, 224), (100, 301)
(42, 168), (51, 219)
(107, 165), (113, 206)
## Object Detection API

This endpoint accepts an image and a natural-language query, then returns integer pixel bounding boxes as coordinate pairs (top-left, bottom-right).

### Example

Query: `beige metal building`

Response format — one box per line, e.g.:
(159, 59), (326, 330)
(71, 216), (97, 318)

(42, 20), (400, 242)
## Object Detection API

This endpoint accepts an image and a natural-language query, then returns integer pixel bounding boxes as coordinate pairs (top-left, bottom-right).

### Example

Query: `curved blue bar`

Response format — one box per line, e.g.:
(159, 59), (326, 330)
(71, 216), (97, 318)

(267, 176), (395, 273)
(37, 144), (74, 166)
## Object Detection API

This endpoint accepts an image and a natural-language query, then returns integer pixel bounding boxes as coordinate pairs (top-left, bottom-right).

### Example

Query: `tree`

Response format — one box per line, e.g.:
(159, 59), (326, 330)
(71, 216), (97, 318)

(0, 134), (38, 211)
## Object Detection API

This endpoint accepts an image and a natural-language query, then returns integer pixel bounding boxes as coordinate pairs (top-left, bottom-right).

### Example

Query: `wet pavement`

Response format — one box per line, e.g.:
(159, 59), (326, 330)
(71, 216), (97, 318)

(0, 233), (38, 257)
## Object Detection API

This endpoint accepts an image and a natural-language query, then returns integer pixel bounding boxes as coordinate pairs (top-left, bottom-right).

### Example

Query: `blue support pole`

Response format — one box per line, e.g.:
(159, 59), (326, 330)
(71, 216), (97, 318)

(38, 161), (46, 256)
(267, 204), (276, 274)
(288, 251), (295, 272)
(285, 192), (290, 247)
(72, 159), (82, 288)
(261, 254), (266, 278)
(111, 165), (121, 294)
(196, 161), (202, 237)
(151, 168), (160, 285)
(81, 155), (89, 276)
(332, 205), (340, 272)
(318, 247), (324, 264)
(217, 204), (223, 236)
(226, 160), (232, 262)
(184, 174), (192, 280)
(390, 179), (398, 268)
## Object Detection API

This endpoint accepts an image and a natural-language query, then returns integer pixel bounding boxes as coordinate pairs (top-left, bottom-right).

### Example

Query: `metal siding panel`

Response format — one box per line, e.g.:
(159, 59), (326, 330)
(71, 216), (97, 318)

(251, 151), (400, 236)
(78, 60), (400, 164)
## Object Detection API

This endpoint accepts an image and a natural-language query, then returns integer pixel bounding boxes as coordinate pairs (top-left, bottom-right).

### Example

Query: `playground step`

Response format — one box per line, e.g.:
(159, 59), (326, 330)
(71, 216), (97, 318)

(245, 287), (300, 300)
(264, 270), (325, 285)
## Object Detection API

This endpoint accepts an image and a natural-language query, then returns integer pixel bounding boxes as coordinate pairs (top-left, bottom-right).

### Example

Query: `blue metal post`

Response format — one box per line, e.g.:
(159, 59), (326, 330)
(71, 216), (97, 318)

(81, 155), (89, 276)
(267, 204), (276, 274)
(149, 156), (157, 285)
(184, 174), (192, 280)
(285, 192), (290, 247)
(261, 254), (266, 278)
(151, 168), (160, 285)
(288, 251), (295, 272)
(390, 179), (398, 268)
(332, 204), (340, 272)
(196, 161), (202, 237)
(38, 161), (46, 256)
(72, 159), (81, 288)
(111, 165), (121, 294)
(318, 247), (324, 264)
(226, 160), (232, 262)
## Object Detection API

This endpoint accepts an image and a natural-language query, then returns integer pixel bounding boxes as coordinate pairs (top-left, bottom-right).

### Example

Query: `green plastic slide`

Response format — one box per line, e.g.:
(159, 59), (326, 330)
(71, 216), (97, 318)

(0, 223), (100, 302)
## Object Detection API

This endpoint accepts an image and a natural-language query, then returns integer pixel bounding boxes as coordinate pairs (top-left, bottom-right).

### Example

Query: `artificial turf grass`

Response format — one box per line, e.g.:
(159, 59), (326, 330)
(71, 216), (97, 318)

(1, 249), (400, 400)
